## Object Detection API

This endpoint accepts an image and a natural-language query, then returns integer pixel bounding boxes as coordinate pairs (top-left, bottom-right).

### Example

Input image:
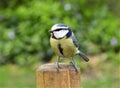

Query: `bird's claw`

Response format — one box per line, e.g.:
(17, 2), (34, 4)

(70, 61), (79, 72)
(55, 62), (61, 72)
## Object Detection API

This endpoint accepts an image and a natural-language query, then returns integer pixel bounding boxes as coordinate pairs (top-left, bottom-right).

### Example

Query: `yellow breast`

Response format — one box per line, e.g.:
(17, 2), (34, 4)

(50, 37), (78, 58)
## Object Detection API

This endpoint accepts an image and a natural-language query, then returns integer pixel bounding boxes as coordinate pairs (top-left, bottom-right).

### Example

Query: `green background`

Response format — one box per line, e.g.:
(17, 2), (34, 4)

(0, 0), (120, 88)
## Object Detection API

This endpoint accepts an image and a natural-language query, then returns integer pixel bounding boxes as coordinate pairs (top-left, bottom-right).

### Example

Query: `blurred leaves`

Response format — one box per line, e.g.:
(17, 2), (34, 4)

(0, 0), (120, 65)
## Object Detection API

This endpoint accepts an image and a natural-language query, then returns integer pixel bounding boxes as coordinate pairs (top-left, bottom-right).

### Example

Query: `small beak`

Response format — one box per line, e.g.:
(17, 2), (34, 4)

(49, 30), (53, 33)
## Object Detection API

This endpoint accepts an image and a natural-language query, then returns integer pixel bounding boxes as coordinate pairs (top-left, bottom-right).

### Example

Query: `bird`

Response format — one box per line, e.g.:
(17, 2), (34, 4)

(49, 23), (89, 72)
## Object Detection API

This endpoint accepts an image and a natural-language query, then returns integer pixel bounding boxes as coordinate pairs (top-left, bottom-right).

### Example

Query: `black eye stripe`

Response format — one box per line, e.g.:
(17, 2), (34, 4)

(54, 28), (67, 31)
(54, 29), (61, 31)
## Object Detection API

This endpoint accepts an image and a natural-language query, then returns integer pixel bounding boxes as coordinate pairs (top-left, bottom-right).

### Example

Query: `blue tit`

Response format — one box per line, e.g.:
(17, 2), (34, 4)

(49, 23), (89, 71)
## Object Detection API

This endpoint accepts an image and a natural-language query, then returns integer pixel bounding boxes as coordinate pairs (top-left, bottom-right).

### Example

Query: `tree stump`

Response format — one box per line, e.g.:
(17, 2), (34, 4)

(36, 63), (81, 88)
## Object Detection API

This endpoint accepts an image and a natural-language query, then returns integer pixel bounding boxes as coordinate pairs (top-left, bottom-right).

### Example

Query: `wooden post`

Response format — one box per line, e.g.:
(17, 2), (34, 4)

(36, 63), (81, 88)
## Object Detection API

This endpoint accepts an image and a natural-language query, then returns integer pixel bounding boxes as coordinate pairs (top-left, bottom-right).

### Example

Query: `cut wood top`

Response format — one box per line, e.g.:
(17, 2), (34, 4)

(37, 63), (80, 72)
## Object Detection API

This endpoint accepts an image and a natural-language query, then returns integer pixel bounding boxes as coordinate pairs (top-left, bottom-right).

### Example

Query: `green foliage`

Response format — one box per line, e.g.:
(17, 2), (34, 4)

(0, 0), (120, 65)
(107, 51), (120, 65)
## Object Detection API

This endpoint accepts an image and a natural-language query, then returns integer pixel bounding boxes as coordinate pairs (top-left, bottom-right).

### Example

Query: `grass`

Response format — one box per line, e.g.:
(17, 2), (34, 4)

(81, 63), (120, 88)
(0, 55), (120, 88)
(81, 55), (120, 88)
(0, 64), (36, 88)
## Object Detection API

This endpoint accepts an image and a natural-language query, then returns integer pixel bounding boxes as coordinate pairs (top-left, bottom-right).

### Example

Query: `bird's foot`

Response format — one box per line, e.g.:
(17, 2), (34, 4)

(55, 62), (61, 72)
(70, 61), (79, 72)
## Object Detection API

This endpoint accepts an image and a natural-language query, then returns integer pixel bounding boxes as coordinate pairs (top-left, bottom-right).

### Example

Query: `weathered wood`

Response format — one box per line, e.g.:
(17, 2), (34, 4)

(36, 63), (81, 88)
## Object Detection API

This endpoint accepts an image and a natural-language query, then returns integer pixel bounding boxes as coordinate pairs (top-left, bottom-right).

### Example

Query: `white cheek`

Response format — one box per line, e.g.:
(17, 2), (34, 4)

(54, 30), (69, 38)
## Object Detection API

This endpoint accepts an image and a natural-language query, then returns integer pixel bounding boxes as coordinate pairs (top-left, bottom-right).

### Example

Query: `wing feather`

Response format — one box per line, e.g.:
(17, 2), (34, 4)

(71, 32), (79, 47)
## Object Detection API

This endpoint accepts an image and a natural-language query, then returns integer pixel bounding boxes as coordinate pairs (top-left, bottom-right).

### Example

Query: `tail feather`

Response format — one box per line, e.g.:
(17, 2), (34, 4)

(78, 51), (89, 62)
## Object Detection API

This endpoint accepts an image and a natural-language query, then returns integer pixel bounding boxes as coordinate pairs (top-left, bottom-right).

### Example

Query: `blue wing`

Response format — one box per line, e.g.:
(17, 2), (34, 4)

(71, 32), (79, 47)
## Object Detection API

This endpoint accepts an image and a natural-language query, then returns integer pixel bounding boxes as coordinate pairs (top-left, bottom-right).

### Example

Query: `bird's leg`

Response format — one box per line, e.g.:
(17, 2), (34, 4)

(70, 57), (79, 72)
(55, 56), (61, 72)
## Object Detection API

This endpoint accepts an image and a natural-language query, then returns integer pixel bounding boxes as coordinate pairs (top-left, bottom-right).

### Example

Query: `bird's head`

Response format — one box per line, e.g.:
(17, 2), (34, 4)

(50, 24), (71, 39)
